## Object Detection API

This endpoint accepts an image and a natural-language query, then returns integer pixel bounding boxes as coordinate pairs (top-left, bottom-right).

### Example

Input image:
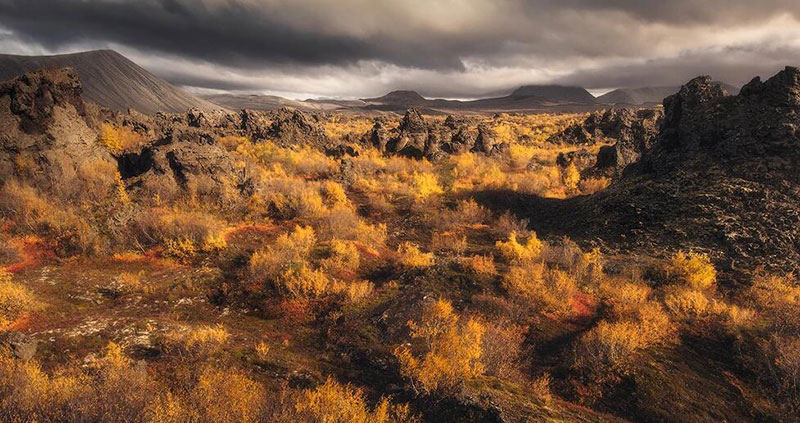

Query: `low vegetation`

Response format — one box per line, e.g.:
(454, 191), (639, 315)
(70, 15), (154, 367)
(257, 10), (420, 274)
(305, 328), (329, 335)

(1, 111), (796, 423)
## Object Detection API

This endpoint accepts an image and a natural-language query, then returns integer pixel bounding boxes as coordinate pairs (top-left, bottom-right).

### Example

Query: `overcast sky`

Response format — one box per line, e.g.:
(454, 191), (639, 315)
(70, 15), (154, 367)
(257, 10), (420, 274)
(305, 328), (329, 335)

(1, 0), (799, 99)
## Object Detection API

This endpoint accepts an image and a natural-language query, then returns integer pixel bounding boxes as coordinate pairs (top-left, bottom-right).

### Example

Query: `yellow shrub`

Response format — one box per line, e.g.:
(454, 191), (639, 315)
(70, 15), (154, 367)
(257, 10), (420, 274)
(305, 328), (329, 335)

(192, 367), (265, 423)
(431, 231), (467, 255)
(397, 242), (434, 268)
(184, 324), (230, 356)
(562, 163), (580, 192)
(530, 374), (553, 405)
(664, 288), (710, 319)
(279, 266), (330, 298)
(395, 299), (485, 394)
(239, 141), (336, 177)
(321, 181), (350, 208)
(410, 172), (444, 200)
(579, 176), (610, 194)
(599, 279), (652, 317)
(0, 357), (89, 421)
(317, 206), (387, 247)
(709, 301), (755, 330)
(294, 378), (417, 423)
(665, 251), (717, 290)
(575, 301), (672, 372)
(254, 341), (270, 361)
(163, 238), (197, 262)
(495, 231), (543, 263)
(481, 321), (525, 379)
(98, 123), (143, 153)
(0, 270), (39, 329)
(261, 178), (328, 219)
(464, 255), (497, 275)
(321, 240), (361, 277)
(330, 280), (375, 303)
(249, 225), (316, 283)
(0, 182), (99, 256)
(503, 265), (577, 314)
(746, 272), (800, 332)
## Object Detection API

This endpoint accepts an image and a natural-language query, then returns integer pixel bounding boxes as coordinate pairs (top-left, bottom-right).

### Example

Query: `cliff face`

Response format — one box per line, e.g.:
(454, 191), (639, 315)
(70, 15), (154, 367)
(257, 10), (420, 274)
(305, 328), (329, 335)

(0, 67), (113, 189)
(489, 67), (800, 274)
(591, 67), (800, 272)
(628, 68), (800, 182)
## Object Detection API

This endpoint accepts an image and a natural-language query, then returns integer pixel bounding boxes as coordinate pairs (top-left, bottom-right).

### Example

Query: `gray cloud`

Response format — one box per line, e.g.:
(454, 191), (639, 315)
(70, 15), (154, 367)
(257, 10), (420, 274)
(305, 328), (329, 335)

(0, 0), (799, 98)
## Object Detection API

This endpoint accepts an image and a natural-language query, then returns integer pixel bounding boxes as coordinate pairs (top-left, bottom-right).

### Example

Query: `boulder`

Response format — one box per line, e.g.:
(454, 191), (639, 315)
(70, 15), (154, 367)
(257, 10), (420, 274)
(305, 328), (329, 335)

(0, 332), (38, 361)
(0, 67), (114, 189)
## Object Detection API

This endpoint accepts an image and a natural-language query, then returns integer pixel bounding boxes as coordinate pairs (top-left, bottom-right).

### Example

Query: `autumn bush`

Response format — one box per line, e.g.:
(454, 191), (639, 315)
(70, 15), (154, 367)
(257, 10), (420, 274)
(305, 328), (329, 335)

(395, 299), (485, 394)
(430, 231), (468, 255)
(481, 320), (526, 379)
(463, 255), (497, 275)
(183, 324), (230, 357)
(239, 141), (337, 177)
(187, 366), (266, 423)
(746, 272), (800, 333)
(502, 264), (578, 315)
(316, 205), (387, 247)
(293, 378), (417, 423)
(0, 181), (100, 255)
(0, 342), (159, 423)
(396, 242), (434, 268)
(249, 225), (319, 294)
(0, 270), (39, 329)
(664, 251), (717, 290)
(430, 199), (490, 230)
(99, 123), (144, 153)
(257, 176), (328, 219)
(321, 239), (361, 277)
(574, 302), (672, 374)
(130, 207), (226, 258)
(495, 231), (543, 263)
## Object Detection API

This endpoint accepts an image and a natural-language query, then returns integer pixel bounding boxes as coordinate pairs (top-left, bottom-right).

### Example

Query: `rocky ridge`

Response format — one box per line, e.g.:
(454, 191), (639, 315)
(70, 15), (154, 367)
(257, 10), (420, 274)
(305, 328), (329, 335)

(367, 109), (508, 160)
(499, 67), (800, 274)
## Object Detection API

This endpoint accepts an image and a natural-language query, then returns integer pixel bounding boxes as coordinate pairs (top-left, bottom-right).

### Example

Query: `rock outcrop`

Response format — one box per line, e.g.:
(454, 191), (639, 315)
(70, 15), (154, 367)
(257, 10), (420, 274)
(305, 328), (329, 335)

(367, 109), (507, 160)
(497, 67), (800, 273)
(0, 67), (114, 189)
(549, 108), (663, 176)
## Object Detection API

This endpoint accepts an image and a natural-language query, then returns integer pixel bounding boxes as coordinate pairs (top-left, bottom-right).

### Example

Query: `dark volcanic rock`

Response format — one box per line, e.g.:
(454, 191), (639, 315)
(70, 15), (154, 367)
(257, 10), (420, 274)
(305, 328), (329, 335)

(549, 108), (663, 177)
(389, 109), (429, 158)
(557, 149), (595, 168)
(367, 109), (506, 160)
(0, 67), (114, 188)
(494, 67), (800, 274)
(267, 107), (329, 148)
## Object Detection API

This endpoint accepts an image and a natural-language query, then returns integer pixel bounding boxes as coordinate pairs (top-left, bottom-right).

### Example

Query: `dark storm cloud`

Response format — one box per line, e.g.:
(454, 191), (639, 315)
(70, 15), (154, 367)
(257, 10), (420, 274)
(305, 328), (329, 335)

(0, 0), (799, 97)
(0, 0), (470, 70)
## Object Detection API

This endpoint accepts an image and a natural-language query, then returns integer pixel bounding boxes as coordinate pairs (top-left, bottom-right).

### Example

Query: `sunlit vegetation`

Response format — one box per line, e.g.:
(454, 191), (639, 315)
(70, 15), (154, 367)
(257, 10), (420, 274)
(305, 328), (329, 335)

(2, 110), (797, 423)
(395, 299), (485, 394)
(99, 123), (145, 153)
(0, 270), (39, 329)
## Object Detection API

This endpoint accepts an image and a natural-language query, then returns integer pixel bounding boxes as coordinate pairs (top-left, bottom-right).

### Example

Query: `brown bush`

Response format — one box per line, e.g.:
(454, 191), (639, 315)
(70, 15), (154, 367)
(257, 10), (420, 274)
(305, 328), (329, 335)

(481, 320), (526, 379)
(0, 270), (40, 329)
(0, 182), (100, 255)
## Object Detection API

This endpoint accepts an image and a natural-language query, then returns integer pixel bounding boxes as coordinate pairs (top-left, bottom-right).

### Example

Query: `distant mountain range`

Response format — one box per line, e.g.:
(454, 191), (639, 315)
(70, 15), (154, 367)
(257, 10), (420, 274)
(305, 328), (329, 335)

(0, 50), (218, 114)
(0, 49), (742, 114)
(358, 85), (601, 113)
(597, 82), (741, 105)
(510, 85), (596, 103)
